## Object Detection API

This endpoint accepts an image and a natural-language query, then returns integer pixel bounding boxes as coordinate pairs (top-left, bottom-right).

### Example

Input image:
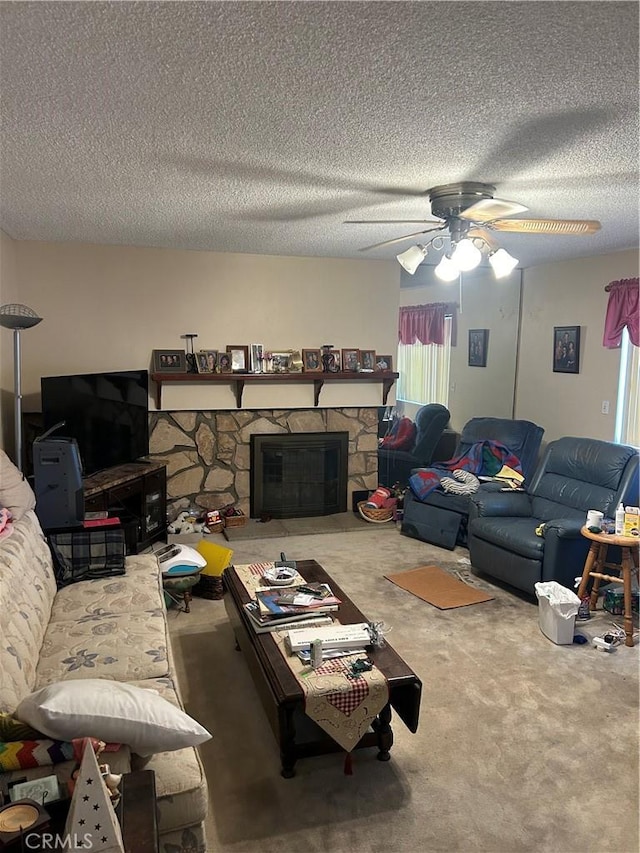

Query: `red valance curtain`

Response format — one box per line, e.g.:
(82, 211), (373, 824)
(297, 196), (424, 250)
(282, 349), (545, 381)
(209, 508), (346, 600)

(602, 278), (639, 348)
(398, 303), (457, 346)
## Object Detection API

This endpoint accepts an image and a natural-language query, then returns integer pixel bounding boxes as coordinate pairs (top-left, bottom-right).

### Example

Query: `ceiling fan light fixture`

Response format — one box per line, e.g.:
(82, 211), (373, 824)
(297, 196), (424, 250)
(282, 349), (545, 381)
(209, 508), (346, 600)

(434, 254), (460, 282)
(488, 247), (519, 278)
(451, 238), (482, 272)
(396, 244), (427, 275)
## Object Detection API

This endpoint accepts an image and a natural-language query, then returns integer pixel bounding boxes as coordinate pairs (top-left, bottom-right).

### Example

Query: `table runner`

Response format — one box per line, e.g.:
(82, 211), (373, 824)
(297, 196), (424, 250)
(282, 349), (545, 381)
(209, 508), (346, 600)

(234, 563), (389, 753)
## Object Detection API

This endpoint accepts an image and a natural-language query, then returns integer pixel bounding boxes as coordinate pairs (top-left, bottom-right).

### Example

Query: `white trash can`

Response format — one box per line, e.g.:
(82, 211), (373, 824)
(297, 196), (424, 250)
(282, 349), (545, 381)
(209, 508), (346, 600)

(534, 581), (581, 645)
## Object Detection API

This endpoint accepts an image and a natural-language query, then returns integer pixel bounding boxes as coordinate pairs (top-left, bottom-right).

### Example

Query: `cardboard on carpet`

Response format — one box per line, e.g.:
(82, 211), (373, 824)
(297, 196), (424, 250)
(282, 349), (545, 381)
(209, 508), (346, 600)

(384, 564), (494, 609)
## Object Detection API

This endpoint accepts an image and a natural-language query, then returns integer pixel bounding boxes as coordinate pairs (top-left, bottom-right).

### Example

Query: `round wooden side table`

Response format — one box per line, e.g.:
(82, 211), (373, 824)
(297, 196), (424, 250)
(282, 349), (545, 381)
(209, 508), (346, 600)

(576, 526), (640, 647)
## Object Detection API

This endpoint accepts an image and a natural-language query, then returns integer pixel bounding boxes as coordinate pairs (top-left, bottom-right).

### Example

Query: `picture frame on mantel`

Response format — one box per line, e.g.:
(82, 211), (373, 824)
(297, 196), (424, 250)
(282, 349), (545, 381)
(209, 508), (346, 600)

(553, 325), (580, 374)
(342, 348), (360, 372)
(226, 345), (249, 373)
(153, 349), (186, 373)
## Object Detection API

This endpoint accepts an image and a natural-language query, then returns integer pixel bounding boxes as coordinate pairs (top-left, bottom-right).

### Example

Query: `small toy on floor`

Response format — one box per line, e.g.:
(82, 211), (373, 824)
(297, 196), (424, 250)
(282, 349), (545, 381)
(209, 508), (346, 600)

(167, 510), (205, 535)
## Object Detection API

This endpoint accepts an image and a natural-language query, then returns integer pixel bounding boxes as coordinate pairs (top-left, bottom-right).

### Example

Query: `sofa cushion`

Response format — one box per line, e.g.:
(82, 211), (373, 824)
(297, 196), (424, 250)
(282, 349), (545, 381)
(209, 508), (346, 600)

(16, 679), (211, 757)
(128, 677), (209, 834)
(0, 450), (36, 521)
(49, 555), (163, 622)
(468, 517), (547, 561)
(35, 611), (170, 686)
(0, 512), (57, 712)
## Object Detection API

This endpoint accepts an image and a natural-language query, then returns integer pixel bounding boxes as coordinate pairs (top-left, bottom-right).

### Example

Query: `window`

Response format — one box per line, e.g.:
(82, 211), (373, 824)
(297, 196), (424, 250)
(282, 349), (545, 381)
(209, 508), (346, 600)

(397, 315), (452, 405)
(615, 327), (639, 447)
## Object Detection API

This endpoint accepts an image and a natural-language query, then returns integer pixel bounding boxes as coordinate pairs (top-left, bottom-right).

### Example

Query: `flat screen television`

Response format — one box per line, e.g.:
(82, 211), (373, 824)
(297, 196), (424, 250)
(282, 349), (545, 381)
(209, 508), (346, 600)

(40, 370), (150, 476)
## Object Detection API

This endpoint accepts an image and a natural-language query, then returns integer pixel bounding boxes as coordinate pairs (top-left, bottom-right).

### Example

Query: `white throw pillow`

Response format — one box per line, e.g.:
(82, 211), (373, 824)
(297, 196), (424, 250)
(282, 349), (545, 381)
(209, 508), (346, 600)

(16, 680), (212, 756)
(0, 449), (36, 521)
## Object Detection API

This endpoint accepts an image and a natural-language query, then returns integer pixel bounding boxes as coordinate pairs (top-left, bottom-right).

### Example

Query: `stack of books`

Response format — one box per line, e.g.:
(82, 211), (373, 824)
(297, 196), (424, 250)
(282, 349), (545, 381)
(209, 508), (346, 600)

(244, 582), (341, 634)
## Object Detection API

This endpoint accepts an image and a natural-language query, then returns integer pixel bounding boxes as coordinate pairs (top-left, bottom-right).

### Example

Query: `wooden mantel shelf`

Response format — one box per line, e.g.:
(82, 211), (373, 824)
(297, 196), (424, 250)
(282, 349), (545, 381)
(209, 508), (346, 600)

(150, 371), (398, 409)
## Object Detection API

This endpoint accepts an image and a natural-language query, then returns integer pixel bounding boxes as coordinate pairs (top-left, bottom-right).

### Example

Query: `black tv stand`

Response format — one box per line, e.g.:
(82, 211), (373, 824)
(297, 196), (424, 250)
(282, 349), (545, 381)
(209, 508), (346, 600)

(83, 462), (167, 554)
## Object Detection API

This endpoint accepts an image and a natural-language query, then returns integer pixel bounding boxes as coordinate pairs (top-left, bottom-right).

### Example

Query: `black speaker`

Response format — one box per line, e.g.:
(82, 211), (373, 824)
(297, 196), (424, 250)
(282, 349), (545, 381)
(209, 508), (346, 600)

(33, 437), (85, 529)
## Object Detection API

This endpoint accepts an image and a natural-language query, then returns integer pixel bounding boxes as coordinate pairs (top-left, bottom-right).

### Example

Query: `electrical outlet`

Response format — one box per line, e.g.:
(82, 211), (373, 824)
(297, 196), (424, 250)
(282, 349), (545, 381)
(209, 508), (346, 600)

(601, 400), (610, 414)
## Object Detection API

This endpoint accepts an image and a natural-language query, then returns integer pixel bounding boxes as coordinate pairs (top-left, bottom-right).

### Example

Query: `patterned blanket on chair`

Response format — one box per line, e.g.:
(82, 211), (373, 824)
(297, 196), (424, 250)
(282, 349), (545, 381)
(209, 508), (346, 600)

(408, 440), (523, 501)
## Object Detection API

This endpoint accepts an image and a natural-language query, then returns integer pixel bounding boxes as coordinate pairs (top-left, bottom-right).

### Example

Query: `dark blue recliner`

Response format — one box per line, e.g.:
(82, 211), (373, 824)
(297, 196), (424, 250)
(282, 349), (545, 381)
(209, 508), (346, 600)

(401, 417), (545, 548)
(467, 437), (639, 595)
(377, 403), (451, 488)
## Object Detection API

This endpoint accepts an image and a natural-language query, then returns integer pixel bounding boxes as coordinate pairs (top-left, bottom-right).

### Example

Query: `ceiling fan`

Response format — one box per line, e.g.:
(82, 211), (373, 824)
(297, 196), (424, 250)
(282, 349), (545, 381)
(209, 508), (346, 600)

(344, 181), (601, 278)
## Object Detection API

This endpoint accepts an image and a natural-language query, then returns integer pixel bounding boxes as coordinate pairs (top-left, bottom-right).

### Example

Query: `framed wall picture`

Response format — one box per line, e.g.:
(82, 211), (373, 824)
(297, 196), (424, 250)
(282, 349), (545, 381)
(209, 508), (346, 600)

(226, 345), (249, 373)
(196, 350), (217, 374)
(553, 326), (580, 373)
(152, 349), (186, 373)
(468, 329), (489, 367)
(302, 348), (322, 372)
(341, 348), (360, 372)
(375, 354), (392, 371)
(331, 349), (342, 371)
(360, 349), (376, 371)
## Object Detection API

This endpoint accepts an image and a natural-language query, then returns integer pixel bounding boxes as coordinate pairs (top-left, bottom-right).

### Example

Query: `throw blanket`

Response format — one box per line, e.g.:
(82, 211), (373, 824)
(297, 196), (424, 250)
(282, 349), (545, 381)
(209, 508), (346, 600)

(0, 506), (13, 541)
(0, 739), (75, 771)
(409, 440), (523, 501)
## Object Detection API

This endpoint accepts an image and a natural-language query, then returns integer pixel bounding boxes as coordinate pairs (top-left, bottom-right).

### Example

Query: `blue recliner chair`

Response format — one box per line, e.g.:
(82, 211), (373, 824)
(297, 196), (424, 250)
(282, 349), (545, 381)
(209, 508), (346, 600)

(467, 437), (639, 596)
(377, 404), (451, 488)
(401, 417), (544, 548)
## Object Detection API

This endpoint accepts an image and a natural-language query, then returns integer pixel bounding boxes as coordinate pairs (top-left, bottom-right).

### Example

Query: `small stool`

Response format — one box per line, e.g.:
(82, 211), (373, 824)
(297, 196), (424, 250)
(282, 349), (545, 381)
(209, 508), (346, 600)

(162, 571), (201, 613)
(576, 526), (640, 647)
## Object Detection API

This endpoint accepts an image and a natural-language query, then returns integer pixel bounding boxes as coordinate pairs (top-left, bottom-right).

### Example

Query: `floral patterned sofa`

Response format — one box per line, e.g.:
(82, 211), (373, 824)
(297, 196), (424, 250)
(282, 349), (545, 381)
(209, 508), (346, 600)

(0, 502), (209, 853)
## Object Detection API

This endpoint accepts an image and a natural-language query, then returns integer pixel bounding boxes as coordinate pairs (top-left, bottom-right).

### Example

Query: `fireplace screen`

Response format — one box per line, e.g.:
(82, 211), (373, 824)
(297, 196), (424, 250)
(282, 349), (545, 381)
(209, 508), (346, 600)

(250, 432), (348, 518)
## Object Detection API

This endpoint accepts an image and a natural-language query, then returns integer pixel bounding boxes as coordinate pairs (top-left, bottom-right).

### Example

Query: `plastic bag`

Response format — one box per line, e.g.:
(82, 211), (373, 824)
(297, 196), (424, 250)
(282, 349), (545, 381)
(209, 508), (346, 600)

(534, 581), (580, 619)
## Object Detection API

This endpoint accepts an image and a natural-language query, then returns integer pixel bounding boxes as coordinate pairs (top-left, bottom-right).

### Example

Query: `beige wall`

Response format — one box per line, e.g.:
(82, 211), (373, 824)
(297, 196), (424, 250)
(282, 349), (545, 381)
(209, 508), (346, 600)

(1, 233), (638, 457)
(0, 230), (20, 450)
(399, 266), (522, 433)
(6, 241), (400, 429)
(516, 248), (638, 444)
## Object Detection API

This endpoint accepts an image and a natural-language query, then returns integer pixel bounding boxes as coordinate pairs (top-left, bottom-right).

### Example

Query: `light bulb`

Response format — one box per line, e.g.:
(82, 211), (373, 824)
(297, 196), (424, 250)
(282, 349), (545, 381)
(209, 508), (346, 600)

(451, 238), (481, 271)
(396, 244), (427, 275)
(488, 248), (519, 278)
(434, 255), (459, 282)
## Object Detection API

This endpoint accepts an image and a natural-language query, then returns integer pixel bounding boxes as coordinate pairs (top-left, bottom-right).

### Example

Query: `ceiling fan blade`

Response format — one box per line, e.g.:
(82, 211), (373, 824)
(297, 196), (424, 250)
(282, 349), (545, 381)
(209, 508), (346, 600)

(345, 219), (443, 225)
(459, 198), (529, 221)
(489, 218), (601, 235)
(359, 225), (445, 252)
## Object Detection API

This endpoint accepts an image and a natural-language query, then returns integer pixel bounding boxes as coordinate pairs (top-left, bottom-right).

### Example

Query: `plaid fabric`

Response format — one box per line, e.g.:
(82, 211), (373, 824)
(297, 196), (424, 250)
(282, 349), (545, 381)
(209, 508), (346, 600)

(409, 440), (523, 501)
(48, 528), (126, 587)
(326, 678), (370, 716)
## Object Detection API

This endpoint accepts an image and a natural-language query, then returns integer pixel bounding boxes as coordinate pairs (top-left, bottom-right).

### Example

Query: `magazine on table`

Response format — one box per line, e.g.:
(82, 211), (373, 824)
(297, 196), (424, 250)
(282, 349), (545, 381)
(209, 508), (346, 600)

(243, 600), (335, 634)
(255, 584), (341, 617)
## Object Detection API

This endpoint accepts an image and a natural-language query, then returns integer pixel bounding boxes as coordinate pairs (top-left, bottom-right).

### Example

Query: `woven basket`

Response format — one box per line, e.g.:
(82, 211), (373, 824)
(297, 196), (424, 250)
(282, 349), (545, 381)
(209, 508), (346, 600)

(357, 500), (394, 523)
(224, 512), (247, 528)
(206, 520), (225, 534)
(192, 574), (225, 600)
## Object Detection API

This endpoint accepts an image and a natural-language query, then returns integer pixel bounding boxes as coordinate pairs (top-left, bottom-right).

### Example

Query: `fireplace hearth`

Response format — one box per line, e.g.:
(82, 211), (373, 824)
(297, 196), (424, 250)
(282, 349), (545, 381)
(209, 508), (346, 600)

(250, 432), (348, 518)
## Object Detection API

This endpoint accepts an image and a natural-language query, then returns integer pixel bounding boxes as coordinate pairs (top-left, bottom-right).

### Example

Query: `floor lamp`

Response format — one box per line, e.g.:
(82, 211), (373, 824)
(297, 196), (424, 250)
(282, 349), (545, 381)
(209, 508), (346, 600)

(0, 303), (43, 471)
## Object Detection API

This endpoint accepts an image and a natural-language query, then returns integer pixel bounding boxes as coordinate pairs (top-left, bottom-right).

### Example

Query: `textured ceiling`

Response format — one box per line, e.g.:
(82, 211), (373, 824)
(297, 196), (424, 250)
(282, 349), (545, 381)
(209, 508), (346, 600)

(0, 1), (638, 269)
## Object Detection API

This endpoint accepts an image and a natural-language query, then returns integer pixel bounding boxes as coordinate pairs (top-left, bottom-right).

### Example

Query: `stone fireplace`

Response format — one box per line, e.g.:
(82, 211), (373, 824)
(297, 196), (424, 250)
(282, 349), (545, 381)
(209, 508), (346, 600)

(148, 407), (379, 520)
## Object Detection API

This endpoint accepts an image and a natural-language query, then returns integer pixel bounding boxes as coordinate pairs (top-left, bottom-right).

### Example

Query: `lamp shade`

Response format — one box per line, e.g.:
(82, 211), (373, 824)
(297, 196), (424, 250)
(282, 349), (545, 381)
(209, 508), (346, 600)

(434, 255), (460, 282)
(396, 244), (427, 275)
(0, 304), (42, 330)
(451, 238), (481, 272)
(488, 248), (519, 278)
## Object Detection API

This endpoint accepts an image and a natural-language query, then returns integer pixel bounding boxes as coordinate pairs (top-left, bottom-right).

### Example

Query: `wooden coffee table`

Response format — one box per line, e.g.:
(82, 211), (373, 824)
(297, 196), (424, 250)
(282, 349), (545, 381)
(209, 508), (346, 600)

(223, 559), (422, 777)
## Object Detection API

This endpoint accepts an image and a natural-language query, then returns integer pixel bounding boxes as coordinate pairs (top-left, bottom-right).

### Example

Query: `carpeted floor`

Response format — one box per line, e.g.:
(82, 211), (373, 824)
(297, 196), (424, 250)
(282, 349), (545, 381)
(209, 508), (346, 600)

(166, 525), (639, 853)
